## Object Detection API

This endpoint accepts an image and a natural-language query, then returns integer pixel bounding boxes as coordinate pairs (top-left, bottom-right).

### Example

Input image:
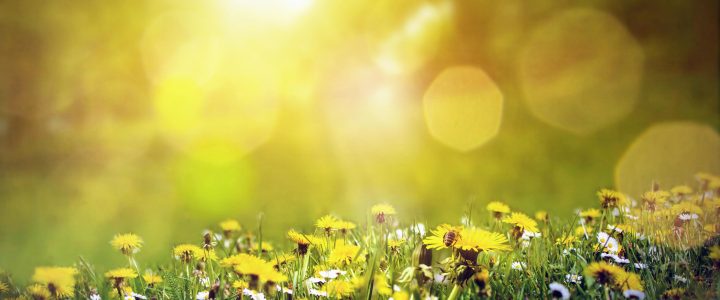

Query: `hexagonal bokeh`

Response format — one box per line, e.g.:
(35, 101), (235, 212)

(519, 8), (644, 135)
(615, 122), (720, 197)
(423, 66), (504, 152)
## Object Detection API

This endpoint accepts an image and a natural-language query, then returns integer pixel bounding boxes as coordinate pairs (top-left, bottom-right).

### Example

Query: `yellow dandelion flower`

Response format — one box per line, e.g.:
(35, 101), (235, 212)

(120, 286), (134, 297)
(105, 268), (138, 280)
(351, 276), (366, 289)
(502, 212), (539, 233)
(422, 224), (462, 250)
(197, 249), (218, 262)
(486, 201), (510, 219)
(641, 190), (669, 208)
(696, 172), (720, 190)
(173, 244), (203, 263)
(270, 253), (296, 268)
(110, 233), (143, 256)
(454, 228), (511, 252)
(662, 288), (685, 298)
(322, 280), (355, 298)
(231, 254), (269, 275)
(671, 185), (693, 196)
(670, 202), (703, 215)
(27, 284), (51, 299)
(388, 239), (405, 249)
(584, 261), (625, 285)
(334, 220), (357, 232)
(232, 280), (248, 290)
(597, 189), (628, 208)
(263, 269), (288, 283)
(392, 291), (410, 300)
(374, 274), (392, 296)
(219, 219), (242, 237)
(535, 210), (548, 222)
(287, 229), (319, 246)
(605, 224), (635, 236)
(709, 245), (720, 261)
(371, 204), (396, 216)
(143, 273), (163, 285)
(32, 267), (77, 298)
(580, 208), (602, 221)
(0, 281), (8, 293)
(316, 215), (339, 232)
(328, 242), (363, 266)
(556, 234), (576, 247)
(287, 229), (320, 255)
(250, 241), (274, 253)
(371, 203), (396, 223)
(616, 271), (643, 291)
(228, 253), (286, 283)
(575, 226), (593, 236)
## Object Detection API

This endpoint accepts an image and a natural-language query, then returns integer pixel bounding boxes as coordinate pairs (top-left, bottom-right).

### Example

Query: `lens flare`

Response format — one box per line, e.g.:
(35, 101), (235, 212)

(519, 8), (644, 134)
(423, 66), (504, 152)
(615, 122), (720, 197)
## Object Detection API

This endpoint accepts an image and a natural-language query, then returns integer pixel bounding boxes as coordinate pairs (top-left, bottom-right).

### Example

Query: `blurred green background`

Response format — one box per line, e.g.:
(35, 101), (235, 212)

(1, 0), (718, 280)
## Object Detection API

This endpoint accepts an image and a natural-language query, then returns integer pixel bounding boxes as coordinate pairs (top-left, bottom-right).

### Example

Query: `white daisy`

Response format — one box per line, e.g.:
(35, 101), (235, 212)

(601, 253), (630, 264)
(90, 294), (102, 300)
(633, 263), (647, 269)
(565, 274), (582, 284)
(243, 289), (266, 300)
(307, 277), (326, 284)
(309, 288), (328, 297)
(678, 213), (698, 221)
(674, 275), (688, 283)
(623, 289), (645, 299)
(125, 293), (147, 300)
(196, 291), (209, 300)
(597, 232), (619, 254)
(511, 262), (526, 271)
(521, 230), (542, 240)
(549, 282), (570, 299)
(279, 286), (292, 295)
(319, 269), (346, 279)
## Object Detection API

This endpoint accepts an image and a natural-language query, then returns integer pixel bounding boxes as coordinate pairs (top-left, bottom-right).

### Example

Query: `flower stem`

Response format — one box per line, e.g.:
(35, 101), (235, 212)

(447, 284), (462, 300)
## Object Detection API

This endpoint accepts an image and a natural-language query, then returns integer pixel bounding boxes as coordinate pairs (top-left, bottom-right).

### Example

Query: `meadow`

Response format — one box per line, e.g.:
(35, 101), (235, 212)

(0, 173), (718, 299)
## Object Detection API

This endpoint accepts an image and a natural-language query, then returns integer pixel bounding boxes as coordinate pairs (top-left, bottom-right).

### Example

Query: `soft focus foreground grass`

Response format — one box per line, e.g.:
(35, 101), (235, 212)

(0, 0), (719, 281)
(0, 179), (719, 299)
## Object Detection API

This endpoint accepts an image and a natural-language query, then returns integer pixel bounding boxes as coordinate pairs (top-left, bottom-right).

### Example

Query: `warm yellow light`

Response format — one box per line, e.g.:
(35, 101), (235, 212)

(615, 122), (720, 197)
(221, 0), (314, 25)
(153, 77), (205, 135)
(375, 2), (453, 75)
(519, 8), (644, 135)
(141, 12), (222, 86)
(423, 66), (504, 152)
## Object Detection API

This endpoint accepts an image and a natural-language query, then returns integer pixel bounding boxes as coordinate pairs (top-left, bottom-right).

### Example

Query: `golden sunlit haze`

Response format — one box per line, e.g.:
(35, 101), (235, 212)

(0, 0), (717, 280)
